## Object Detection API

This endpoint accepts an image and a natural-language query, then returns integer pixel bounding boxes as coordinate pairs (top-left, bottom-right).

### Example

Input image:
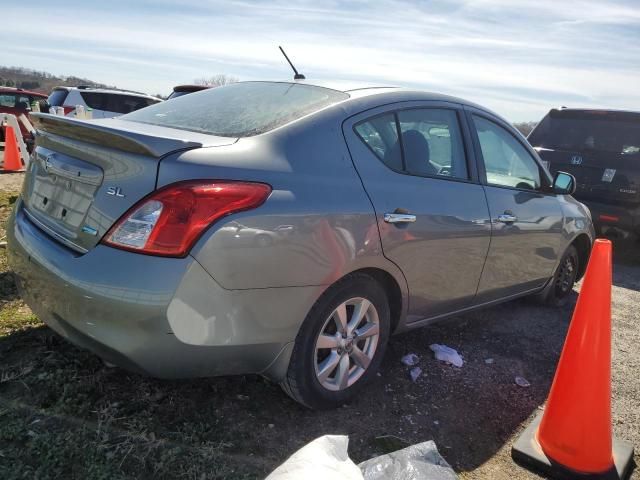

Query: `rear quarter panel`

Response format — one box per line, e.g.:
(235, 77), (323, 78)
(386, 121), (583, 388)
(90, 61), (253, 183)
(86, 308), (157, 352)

(157, 106), (408, 297)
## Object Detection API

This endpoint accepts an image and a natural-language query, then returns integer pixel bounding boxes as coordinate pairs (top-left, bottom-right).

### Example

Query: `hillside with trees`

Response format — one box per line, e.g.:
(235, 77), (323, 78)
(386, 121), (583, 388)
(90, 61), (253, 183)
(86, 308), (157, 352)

(0, 66), (112, 94)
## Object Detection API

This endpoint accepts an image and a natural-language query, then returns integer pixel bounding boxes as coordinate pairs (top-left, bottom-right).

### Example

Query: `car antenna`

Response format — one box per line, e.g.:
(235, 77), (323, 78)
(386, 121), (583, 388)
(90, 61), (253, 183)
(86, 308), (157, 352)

(279, 46), (306, 80)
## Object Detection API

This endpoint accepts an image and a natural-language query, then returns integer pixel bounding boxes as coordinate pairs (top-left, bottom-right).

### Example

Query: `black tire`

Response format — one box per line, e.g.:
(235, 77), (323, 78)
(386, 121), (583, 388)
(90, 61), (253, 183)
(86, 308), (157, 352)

(281, 273), (390, 409)
(540, 245), (579, 307)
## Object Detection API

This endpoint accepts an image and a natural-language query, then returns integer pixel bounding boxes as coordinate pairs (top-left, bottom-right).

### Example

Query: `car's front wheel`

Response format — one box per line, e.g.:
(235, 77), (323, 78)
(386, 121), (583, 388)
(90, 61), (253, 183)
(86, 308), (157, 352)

(281, 273), (390, 409)
(540, 244), (579, 307)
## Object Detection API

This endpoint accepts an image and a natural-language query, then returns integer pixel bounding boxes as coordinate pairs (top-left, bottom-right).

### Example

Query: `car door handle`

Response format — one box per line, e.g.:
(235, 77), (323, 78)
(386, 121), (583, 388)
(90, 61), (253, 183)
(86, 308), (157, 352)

(496, 213), (517, 223)
(384, 213), (417, 224)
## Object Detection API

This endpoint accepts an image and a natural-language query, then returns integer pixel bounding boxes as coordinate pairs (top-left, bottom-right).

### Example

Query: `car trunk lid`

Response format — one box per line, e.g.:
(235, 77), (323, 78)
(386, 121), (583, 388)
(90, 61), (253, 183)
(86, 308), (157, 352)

(22, 113), (236, 253)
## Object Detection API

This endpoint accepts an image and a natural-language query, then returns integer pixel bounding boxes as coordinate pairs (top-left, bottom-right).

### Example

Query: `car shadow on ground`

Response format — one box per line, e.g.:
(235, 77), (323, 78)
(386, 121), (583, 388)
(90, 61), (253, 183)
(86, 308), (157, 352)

(0, 291), (577, 477)
(0, 270), (20, 302)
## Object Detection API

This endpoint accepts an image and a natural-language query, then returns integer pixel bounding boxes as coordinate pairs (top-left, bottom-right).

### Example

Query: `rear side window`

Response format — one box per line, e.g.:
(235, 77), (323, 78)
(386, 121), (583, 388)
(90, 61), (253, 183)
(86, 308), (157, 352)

(105, 94), (158, 114)
(121, 82), (349, 137)
(474, 115), (541, 190)
(355, 108), (468, 180)
(80, 92), (159, 114)
(47, 89), (68, 107)
(15, 95), (30, 109)
(79, 92), (106, 110)
(355, 113), (402, 170)
(529, 110), (640, 156)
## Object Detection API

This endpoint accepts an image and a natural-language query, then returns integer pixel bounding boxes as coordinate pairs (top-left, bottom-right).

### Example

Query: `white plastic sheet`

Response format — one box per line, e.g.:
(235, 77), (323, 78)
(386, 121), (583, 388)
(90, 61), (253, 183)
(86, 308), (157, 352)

(266, 435), (458, 480)
(266, 435), (362, 480)
(359, 440), (458, 480)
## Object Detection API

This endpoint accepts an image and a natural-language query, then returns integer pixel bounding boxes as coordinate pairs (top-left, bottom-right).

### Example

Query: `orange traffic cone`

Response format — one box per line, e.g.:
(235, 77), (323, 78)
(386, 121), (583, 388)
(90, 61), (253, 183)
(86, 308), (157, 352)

(2, 125), (25, 172)
(512, 239), (634, 479)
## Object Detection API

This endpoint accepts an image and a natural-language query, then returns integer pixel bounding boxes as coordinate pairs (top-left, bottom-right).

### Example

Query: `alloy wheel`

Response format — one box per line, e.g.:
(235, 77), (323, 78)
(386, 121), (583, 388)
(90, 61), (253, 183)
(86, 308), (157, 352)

(313, 297), (380, 391)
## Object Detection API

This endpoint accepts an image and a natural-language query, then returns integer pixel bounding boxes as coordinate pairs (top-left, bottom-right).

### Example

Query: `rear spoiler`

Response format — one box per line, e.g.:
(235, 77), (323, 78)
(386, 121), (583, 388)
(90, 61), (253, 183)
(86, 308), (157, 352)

(30, 113), (206, 158)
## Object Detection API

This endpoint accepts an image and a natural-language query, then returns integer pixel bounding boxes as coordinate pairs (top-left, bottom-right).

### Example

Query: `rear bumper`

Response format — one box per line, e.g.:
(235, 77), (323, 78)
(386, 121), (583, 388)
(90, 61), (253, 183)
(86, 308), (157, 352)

(6, 201), (313, 380)
(580, 199), (640, 236)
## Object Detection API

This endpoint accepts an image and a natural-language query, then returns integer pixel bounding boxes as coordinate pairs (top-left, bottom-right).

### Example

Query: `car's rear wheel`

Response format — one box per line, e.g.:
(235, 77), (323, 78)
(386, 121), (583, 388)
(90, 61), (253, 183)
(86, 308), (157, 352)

(541, 245), (579, 307)
(281, 273), (390, 409)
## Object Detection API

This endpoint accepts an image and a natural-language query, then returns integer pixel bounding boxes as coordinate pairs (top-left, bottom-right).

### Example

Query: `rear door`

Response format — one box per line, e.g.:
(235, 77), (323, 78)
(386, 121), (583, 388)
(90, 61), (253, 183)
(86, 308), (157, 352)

(466, 109), (565, 302)
(344, 101), (491, 321)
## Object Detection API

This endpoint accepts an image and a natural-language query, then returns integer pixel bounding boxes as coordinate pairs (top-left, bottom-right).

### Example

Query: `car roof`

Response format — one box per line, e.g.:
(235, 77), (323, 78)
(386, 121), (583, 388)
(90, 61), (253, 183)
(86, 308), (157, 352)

(552, 107), (640, 116)
(52, 86), (160, 100)
(172, 84), (210, 92)
(319, 83), (506, 122)
(0, 87), (48, 97)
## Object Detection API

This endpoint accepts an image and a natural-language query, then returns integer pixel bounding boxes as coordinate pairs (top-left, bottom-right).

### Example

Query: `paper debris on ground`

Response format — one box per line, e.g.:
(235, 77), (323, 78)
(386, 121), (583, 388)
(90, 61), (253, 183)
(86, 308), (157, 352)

(515, 376), (531, 387)
(409, 367), (422, 382)
(429, 344), (464, 367)
(401, 353), (420, 366)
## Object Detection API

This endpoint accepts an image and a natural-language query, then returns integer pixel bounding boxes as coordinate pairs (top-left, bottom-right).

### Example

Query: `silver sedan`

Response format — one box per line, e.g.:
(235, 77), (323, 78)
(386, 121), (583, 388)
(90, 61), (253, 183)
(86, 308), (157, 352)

(7, 81), (594, 408)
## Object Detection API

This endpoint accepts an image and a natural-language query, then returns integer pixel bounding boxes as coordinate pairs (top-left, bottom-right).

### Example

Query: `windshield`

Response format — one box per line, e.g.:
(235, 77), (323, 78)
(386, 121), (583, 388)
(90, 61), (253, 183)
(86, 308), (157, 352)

(122, 82), (349, 137)
(529, 110), (640, 156)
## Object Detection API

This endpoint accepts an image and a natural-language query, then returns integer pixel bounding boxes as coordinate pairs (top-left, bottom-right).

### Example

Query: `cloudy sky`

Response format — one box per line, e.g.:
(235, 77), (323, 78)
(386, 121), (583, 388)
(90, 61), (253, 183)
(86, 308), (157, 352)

(2, 0), (639, 121)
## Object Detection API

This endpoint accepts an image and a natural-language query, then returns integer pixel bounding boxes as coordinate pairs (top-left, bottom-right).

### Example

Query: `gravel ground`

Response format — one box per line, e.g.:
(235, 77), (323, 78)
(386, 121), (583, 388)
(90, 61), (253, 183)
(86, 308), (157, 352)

(0, 169), (25, 192)
(0, 171), (637, 479)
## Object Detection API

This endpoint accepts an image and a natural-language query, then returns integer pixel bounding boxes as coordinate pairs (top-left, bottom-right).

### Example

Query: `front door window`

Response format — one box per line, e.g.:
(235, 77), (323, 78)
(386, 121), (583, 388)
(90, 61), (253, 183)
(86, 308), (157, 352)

(473, 115), (541, 190)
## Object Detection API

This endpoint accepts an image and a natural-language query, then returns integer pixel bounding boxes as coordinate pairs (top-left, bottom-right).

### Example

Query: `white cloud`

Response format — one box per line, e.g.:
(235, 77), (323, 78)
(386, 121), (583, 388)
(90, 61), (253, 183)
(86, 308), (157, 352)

(1, 0), (638, 120)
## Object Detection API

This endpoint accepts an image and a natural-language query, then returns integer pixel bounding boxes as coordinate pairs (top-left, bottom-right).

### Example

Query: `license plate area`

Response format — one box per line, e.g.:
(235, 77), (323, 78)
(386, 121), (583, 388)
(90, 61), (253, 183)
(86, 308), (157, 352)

(24, 147), (104, 239)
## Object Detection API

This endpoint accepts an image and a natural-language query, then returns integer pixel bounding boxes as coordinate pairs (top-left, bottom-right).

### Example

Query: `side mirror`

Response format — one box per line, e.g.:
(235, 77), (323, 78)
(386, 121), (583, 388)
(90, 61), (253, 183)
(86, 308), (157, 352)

(553, 171), (576, 195)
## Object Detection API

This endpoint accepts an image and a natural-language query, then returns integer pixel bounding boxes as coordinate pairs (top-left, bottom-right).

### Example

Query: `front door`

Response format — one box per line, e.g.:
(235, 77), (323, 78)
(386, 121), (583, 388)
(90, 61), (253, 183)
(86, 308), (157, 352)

(467, 110), (565, 303)
(344, 102), (491, 321)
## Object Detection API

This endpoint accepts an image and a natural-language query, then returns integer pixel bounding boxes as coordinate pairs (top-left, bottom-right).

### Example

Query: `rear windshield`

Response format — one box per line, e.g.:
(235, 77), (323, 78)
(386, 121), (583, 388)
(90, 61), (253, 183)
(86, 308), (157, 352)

(167, 90), (190, 100)
(48, 89), (69, 107)
(529, 110), (640, 156)
(121, 82), (350, 137)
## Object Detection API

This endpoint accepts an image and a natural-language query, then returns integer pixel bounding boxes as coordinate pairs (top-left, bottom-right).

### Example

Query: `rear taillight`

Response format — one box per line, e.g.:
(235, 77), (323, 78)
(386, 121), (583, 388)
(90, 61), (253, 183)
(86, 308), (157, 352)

(102, 180), (271, 257)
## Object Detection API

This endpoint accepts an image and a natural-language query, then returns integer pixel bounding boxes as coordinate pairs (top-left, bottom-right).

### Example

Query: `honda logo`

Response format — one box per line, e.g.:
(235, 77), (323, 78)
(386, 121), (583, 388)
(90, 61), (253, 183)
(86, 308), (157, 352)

(570, 155), (583, 165)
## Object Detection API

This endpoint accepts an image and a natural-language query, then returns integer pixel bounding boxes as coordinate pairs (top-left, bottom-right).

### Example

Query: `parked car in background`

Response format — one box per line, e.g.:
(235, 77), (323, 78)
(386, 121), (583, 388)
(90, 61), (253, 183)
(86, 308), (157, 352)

(47, 86), (161, 118)
(8, 82), (594, 409)
(529, 108), (640, 239)
(167, 84), (210, 100)
(0, 87), (48, 151)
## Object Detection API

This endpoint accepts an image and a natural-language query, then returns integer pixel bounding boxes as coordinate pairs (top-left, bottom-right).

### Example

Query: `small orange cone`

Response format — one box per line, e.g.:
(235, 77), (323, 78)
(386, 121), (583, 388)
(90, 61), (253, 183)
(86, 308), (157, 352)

(2, 125), (25, 172)
(512, 239), (634, 479)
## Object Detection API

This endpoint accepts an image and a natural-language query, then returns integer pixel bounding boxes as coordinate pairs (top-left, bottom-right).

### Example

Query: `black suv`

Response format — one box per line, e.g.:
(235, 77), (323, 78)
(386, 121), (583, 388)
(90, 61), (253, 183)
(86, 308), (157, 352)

(529, 108), (640, 238)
